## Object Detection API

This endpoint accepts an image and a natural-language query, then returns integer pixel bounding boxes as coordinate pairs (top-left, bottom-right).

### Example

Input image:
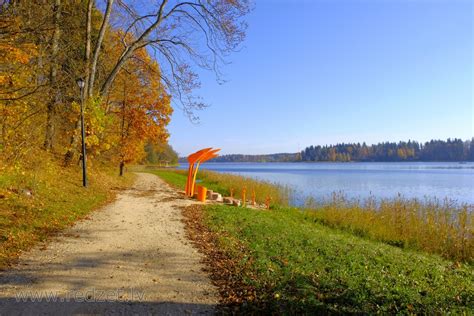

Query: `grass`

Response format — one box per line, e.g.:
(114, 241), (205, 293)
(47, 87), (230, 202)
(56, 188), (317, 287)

(149, 168), (290, 205)
(149, 168), (473, 312)
(0, 153), (134, 268)
(202, 204), (474, 313)
(305, 194), (474, 263)
(152, 168), (473, 262)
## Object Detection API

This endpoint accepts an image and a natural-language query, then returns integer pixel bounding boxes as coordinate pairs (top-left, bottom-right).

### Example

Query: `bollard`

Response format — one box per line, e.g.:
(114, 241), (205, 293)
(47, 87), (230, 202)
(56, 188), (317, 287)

(242, 187), (247, 207)
(197, 186), (207, 202)
(265, 196), (272, 210)
(251, 189), (256, 206)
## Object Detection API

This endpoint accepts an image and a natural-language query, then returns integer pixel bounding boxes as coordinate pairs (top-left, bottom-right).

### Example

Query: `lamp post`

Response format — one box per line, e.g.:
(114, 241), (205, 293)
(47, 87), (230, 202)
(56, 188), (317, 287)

(76, 78), (88, 187)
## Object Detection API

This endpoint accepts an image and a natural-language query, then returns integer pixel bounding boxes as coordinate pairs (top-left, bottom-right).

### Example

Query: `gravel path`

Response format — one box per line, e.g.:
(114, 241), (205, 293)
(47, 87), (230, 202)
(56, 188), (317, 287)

(0, 173), (218, 315)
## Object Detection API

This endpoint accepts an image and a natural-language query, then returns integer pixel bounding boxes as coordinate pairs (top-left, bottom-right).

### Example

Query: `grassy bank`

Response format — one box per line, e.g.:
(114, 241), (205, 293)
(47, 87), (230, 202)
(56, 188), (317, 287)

(149, 169), (290, 205)
(0, 155), (134, 268)
(154, 169), (473, 262)
(154, 168), (474, 311)
(199, 204), (473, 313)
(305, 195), (473, 262)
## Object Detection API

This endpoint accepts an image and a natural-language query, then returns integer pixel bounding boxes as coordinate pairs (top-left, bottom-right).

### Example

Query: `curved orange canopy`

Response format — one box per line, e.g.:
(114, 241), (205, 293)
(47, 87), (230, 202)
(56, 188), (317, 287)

(196, 148), (220, 163)
(187, 147), (212, 163)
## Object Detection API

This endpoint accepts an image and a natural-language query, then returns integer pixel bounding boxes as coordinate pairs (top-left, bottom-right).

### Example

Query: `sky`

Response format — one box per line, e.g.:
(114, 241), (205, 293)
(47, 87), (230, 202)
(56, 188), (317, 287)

(167, 0), (473, 156)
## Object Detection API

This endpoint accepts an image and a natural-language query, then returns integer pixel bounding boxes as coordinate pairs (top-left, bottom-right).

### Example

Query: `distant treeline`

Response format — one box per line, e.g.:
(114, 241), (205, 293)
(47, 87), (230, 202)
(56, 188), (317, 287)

(301, 138), (474, 162)
(207, 153), (299, 163)
(181, 138), (474, 163)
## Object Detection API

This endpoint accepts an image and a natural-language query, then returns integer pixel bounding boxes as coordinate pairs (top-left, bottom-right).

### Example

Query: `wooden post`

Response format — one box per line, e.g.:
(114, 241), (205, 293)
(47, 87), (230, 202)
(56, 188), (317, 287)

(265, 196), (271, 210)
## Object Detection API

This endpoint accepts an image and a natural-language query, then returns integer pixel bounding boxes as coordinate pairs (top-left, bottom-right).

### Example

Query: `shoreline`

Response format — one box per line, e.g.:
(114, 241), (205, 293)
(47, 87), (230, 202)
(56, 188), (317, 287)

(150, 169), (473, 263)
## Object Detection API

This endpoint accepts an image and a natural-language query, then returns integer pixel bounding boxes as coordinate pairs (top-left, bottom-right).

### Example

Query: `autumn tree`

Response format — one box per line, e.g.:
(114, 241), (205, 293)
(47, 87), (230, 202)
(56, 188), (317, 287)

(105, 45), (172, 175)
(144, 142), (179, 165)
(1, 0), (250, 176)
(0, 4), (42, 161)
(64, 0), (250, 164)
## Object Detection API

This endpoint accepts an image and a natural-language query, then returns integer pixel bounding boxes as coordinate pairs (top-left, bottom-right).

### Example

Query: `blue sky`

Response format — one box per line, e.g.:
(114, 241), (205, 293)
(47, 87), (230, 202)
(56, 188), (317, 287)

(167, 0), (473, 156)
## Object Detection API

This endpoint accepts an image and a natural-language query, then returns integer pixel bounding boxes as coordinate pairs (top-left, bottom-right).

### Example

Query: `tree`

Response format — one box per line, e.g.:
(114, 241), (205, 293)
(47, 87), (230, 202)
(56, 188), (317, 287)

(0, 5), (41, 161)
(300, 139), (471, 162)
(144, 141), (178, 165)
(469, 138), (474, 161)
(1, 1), (197, 173)
(64, 0), (250, 164)
(105, 45), (172, 175)
(43, 0), (61, 150)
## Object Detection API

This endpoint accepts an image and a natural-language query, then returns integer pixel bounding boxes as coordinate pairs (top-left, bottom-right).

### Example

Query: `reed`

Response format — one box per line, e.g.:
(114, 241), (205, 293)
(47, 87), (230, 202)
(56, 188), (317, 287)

(199, 170), (291, 206)
(152, 168), (473, 262)
(149, 169), (291, 206)
(304, 194), (474, 262)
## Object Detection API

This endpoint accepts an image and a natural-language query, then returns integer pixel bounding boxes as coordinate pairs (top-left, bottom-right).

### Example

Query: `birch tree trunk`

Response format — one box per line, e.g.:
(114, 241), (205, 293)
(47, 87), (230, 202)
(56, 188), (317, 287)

(88, 0), (114, 98)
(83, 0), (93, 98)
(44, 0), (61, 151)
(64, 0), (113, 164)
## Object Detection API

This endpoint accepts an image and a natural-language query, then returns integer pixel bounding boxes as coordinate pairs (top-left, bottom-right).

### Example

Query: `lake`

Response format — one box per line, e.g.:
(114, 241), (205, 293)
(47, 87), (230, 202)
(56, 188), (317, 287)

(178, 162), (474, 206)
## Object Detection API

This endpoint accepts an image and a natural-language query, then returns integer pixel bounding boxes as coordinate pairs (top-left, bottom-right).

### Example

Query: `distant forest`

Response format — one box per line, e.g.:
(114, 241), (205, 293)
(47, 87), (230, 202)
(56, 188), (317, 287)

(204, 138), (474, 162)
(300, 138), (474, 162)
(206, 153), (299, 163)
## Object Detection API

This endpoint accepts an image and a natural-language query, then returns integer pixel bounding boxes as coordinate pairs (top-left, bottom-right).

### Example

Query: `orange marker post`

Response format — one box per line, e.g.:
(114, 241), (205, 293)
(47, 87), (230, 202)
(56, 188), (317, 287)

(251, 189), (256, 206)
(242, 187), (247, 207)
(197, 186), (207, 202)
(230, 188), (234, 198)
(265, 196), (272, 210)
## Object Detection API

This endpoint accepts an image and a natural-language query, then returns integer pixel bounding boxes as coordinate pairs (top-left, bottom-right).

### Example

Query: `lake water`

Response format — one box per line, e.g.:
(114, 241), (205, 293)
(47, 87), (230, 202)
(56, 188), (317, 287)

(178, 162), (474, 206)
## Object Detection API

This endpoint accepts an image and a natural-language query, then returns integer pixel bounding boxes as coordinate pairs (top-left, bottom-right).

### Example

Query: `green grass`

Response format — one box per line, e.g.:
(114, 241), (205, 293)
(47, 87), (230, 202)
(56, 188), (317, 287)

(203, 204), (474, 313)
(152, 168), (473, 262)
(0, 156), (134, 268)
(149, 168), (290, 205)
(148, 168), (230, 194)
(306, 195), (473, 263)
(148, 169), (188, 189)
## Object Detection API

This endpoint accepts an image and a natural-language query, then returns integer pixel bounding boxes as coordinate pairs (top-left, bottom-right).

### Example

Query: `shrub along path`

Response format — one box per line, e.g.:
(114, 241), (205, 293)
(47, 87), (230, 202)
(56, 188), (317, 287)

(0, 173), (218, 314)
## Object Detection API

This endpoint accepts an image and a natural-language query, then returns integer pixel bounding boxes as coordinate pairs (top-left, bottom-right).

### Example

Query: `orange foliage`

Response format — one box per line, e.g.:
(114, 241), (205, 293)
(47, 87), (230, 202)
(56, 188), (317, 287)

(106, 45), (173, 166)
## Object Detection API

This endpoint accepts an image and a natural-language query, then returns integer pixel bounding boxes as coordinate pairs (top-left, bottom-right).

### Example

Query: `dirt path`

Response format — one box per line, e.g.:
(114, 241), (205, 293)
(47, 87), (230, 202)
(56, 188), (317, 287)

(0, 173), (218, 315)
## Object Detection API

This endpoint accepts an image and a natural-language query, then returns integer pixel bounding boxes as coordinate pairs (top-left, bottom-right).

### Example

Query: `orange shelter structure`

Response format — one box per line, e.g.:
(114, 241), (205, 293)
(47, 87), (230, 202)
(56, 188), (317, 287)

(185, 148), (212, 196)
(185, 148), (220, 197)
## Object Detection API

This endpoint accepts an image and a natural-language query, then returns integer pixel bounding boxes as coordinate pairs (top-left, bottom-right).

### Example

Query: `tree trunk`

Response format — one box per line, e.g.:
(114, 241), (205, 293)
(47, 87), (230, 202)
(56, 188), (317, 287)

(63, 0), (92, 164)
(44, 0), (61, 151)
(64, 119), (81, 166)
(84, 0), (93, 98)
(88, 0), (114, 98)
(64, 0), (167, 162)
